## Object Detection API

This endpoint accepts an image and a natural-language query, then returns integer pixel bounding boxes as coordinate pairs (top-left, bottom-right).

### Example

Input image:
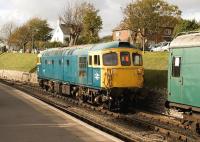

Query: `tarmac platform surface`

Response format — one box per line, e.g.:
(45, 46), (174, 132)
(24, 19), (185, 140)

(0, 82), (121, 142)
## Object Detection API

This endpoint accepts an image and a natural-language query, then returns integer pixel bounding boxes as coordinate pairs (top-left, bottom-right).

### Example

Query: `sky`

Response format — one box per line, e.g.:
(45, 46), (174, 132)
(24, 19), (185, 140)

(0, 0), (200, 37)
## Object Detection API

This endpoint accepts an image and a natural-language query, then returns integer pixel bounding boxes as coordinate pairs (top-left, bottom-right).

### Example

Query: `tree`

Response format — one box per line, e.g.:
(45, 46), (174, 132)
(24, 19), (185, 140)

(45, 41), (64, 48)
(60, 2), (102, 46)
(26, 18), (52, 51)
(8, 17), (52, 52)
(123, 0), (181, 42)
(173, 19), (200, 36)
(9, 25), (31, 52)
(26, 18), (52, 41)
(80, 5), (102, 44)
(0, 21), (17, 48)
(99, 35), (112, 43)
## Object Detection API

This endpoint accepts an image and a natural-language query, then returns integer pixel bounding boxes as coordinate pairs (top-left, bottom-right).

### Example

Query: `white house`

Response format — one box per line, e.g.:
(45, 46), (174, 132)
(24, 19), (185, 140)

(51, 20), (70, 44)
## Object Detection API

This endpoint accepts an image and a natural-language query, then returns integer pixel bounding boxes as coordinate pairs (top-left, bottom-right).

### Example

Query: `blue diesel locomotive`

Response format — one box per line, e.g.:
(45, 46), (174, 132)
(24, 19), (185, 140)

(37, 41), (144, 109)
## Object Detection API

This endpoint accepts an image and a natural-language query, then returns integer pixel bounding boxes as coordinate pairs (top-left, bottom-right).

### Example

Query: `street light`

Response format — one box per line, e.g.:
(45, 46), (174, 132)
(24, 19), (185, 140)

(155, 3), (161, 44)
(32, 29), (39, 53)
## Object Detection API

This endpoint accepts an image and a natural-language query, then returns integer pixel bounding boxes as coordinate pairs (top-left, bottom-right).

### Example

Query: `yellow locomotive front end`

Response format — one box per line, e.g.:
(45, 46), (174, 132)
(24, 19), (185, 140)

(101, 48), (144, 89)
(88, 45), (144, 110)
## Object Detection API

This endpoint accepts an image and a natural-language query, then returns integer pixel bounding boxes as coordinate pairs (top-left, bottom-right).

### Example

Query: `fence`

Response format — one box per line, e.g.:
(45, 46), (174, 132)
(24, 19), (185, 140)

(0, 70), (37, 83)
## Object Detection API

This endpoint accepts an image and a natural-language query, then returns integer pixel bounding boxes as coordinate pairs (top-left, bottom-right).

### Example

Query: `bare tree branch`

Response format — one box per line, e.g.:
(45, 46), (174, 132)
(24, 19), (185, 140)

(59, 1), (94, 46)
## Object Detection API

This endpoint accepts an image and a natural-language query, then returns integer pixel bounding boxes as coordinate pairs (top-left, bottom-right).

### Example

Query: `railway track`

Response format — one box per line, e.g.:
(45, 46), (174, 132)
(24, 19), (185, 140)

(0, 79), (199, 142)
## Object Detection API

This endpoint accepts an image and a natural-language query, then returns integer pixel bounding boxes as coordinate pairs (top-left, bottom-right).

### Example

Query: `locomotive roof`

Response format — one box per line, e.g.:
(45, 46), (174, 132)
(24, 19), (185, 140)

(41, 41), (135, 57)
(170, 32), (200, 48)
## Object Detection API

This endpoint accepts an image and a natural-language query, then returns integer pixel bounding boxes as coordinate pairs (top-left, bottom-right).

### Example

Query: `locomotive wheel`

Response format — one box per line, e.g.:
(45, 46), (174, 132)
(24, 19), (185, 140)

(45, 85), (49, 91)
(196, 123), (200, 135)
(119, 99), (128, 113)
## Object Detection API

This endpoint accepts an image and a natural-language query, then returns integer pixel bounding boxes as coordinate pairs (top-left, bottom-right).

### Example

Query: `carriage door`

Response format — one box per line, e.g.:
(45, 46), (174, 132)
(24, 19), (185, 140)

(87, 55), (93, 85)
(169, 55), (183, 103)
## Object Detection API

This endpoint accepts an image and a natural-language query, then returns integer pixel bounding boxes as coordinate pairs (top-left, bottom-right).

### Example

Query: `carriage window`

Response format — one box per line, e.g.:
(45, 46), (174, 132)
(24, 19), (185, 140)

(132, 53), (142, 66)
(120, 52), (131, 66)
(172, 57), (181, 77)
(79, 57), (87, 68)
(45, 60), (47, 65)
(89, 56), (92, 65)
(103, 52), (118, 66)
(66, 60), (69, 66)
(52, 60), (54, 65)
(59, 60), (62, 65)
(94, 55), (100, 66)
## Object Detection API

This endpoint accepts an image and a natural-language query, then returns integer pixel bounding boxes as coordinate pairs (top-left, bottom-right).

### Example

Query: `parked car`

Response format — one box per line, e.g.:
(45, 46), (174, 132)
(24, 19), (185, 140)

(150, 42), (170, 52)
(161, 42), (170, 51)
(146, 44), (155, 51)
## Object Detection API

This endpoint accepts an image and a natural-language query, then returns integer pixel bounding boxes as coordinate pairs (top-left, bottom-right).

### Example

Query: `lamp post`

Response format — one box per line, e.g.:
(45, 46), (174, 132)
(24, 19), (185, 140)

(32, 29), (39, 53)
(32, 32), (34, 52)
(155, 3), (161, 44)
(142, 28), (145, 55)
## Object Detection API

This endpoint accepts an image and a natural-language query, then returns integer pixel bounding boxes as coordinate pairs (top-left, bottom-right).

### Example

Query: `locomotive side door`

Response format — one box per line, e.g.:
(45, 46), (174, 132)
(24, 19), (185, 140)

(78, 56), (87, 85)
(168, 50), (183, 104)
(63, 56), (77, 83)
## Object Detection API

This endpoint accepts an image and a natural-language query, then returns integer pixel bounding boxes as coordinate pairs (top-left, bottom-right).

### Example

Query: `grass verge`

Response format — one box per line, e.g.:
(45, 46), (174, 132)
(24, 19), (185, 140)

(143, 52), (168, 89)
(0, 53), (37, 72)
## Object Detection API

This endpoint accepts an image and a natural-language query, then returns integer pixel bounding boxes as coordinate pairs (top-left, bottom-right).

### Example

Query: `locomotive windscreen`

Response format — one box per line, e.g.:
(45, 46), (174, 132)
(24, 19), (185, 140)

(103, 52), (118, 66)
(120, 52), (131, 66)
(132, 53), (143, 66)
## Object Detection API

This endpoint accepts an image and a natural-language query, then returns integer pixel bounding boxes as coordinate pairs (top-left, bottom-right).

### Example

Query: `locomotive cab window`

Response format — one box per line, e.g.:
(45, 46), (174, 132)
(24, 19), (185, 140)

(172, 57), (181, 77)
(66, 60), (69, 66)
(132, 53), (142, 66)
(103, 52), (118, 66)
(94, 55), (100, 66)
(59, 60), (62, 65)
(52, 60), (54, 65)
(120, 52), (131, 66)
(89, 56), (92, 65)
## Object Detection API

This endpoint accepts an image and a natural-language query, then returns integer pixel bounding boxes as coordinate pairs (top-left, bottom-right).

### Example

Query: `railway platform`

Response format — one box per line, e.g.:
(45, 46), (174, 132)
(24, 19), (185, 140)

(0, 82), (121, 142)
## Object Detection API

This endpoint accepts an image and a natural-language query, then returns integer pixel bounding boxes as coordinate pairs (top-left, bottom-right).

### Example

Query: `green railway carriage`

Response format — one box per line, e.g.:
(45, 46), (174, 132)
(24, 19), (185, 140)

(167, 32), (200, 133)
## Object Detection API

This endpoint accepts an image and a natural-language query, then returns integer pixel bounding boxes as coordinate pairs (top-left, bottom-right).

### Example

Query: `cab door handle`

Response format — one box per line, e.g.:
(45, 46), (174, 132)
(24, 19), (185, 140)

(179, 77), (183, 85)
(181, 77), (183, 85)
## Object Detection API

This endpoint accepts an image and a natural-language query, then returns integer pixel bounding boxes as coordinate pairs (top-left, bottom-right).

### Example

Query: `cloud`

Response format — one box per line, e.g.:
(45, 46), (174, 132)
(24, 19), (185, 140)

(0, 9), (29, 26)
(168, 0), (200, 21)
(0, 0), (200, 37)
